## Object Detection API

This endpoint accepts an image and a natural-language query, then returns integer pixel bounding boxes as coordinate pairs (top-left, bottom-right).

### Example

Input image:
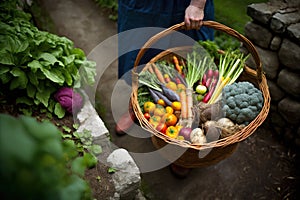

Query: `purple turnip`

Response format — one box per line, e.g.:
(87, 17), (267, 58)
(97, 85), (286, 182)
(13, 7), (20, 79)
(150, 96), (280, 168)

(179, 127), (192, 141)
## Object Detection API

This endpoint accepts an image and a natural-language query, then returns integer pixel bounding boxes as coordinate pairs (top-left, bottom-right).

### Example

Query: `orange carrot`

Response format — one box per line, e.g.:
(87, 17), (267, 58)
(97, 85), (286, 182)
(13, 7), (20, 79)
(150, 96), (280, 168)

(152, 63), (165, 84)
(173, 56), (182, 74)
(147, 65), (154, 74)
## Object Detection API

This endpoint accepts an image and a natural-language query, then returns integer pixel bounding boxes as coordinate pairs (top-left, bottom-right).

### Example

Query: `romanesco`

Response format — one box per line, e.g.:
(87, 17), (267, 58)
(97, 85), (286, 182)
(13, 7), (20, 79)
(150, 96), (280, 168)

(221, 81), (263, 125)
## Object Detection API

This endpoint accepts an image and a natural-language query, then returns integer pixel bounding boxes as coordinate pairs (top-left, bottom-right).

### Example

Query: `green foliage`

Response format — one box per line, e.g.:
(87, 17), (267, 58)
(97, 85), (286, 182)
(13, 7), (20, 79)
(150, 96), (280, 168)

(0, 1), (96, 118)
(0, 114), (92, 200)
(214, 0), (268, 34)
(214, 32), (241, 51)
(94, 0), (118, 20)
(73, 129), (103, 156)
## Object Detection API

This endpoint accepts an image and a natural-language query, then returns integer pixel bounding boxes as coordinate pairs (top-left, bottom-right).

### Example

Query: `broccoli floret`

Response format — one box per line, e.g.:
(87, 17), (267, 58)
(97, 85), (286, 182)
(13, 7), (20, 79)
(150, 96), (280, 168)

(236, 113), (247, 124)
(239, 101), (249, 108)
(221, 81), (264, 125)
(226, 96), (236, 108)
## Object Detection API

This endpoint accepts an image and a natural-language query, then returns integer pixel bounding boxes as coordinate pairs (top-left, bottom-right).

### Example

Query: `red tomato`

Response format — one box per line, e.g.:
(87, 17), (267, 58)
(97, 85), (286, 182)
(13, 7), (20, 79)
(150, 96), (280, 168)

(143, 112), (151, 120)
(156, 123), (167, 134)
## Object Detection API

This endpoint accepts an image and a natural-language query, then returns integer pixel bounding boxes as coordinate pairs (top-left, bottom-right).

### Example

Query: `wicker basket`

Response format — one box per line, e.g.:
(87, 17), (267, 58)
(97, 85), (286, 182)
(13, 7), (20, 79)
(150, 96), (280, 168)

(130, 21), (271, 168)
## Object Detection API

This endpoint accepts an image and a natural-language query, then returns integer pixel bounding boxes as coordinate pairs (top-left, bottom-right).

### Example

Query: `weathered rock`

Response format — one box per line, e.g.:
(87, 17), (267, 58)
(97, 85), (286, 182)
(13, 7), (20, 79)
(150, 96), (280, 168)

(270, 35), (282, 51)
(267, 79), (285, 101)
(107, 148), (141, 200)
(278, 39), (300, 71)
(76, 90), (109, 138)
(247, 3), (282, 24)
(287, 23), (300, 45)
(277, 69), (300, 98)
(269, 110), (286, 128)
(257, 46), (280, 79)
(278, 97), (300, 124)
(270, 9), (300, 33)
(244, 22), (273, 48)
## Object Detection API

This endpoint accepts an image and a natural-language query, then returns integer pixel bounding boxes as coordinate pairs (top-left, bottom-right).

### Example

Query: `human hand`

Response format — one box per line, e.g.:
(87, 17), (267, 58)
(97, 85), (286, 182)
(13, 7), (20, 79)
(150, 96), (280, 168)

(184, 5), (204, 30)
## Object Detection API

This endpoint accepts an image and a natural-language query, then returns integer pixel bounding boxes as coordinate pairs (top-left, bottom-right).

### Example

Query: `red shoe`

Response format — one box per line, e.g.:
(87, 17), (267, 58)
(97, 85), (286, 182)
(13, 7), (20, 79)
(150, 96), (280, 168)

(170, 164), (191, 178)
(115, 109), (136, 136)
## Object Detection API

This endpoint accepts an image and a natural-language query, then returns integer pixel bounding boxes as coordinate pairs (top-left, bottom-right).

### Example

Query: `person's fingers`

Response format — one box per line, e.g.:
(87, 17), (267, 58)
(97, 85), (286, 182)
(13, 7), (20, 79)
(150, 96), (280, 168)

(190, 20), (202, 30)
(184, 17), (191, 30)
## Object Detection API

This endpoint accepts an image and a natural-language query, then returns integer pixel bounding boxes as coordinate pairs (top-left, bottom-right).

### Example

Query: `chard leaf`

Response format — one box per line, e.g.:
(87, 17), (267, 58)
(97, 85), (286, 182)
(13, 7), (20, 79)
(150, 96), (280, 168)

(26, 83), (36, 98)
(0, 65), (10, 75)
(79, 60), (96, 86)
(36, 89), (51, 107)
(62, 68), (73, 86)
(0, 72), (13, 84)
(0, 51), (15, 65)
(16, 96), (33, 105)
(27, 71), (39, 86)
(38, 52), (57, 65)
(62, 55), (75, 65)
(54, 102), (65, 119)
(9, 68), (28, 89)
(28, 60), (42, 73)
(72, 48), (85, 59)
(40, 67), (65, 84)
(6, 35), (29, 53)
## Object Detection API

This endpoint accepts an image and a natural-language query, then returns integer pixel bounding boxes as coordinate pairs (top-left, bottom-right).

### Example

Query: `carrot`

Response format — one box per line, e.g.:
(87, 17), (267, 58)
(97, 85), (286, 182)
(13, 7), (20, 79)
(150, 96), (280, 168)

(147, 65), (154, 74)
(148, 88), (160, 103)
(151, 63), (165, 84)
(208, 77), (230, 103)
(178, 90), (187, 126)
(160, 84), (180, 102)
(173, 56), (182, 74)
(152, 89), (172, 106)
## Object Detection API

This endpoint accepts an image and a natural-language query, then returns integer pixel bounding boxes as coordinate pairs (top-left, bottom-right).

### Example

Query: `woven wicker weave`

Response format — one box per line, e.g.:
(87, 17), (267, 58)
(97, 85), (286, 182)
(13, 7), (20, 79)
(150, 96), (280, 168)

(130, 21), (271, 168)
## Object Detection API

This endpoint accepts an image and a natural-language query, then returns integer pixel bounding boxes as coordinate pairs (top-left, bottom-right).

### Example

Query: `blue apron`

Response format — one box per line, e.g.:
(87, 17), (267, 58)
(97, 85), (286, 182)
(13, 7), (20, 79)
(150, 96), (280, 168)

(118, 0), (215, 79)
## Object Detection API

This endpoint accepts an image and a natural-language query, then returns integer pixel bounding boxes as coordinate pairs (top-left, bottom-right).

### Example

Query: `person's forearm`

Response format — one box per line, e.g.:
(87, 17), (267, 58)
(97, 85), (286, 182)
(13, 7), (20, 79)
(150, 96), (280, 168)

(190, 0), (206, 9)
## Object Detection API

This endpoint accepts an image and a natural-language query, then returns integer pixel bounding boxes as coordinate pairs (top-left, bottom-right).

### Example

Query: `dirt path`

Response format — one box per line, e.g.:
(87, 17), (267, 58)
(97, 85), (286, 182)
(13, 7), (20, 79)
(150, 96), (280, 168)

(40, 0), (299, 199)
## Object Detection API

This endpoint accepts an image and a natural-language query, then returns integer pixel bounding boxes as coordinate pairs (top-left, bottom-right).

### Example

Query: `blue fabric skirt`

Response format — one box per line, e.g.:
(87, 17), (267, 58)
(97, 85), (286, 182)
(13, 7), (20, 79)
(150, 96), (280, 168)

(118, 0), (215, 79)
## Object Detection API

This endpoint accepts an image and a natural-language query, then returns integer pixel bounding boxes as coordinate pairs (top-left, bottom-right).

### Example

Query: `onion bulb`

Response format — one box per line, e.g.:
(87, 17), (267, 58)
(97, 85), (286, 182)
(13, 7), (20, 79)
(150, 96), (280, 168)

(190, 128), (206, 144)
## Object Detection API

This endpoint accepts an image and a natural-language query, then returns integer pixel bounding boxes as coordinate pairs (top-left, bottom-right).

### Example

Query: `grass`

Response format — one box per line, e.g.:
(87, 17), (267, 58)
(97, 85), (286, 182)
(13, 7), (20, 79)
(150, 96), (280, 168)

(214, 0), (268, 34)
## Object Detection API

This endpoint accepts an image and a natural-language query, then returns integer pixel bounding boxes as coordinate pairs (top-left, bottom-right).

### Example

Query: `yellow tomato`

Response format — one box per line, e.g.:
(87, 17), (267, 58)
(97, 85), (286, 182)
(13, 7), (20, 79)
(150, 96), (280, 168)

(163, 113), (178, 126)
(149, 115), (161, 128)
(144, 101), (156, 113)
(166, 81), (177, 91)
(165, 106), (174, 114)
(177, 83), (186, 92)
(153, 106), (166, 116)
(171, 101), (181, 111)
(157, 99), (166, 107)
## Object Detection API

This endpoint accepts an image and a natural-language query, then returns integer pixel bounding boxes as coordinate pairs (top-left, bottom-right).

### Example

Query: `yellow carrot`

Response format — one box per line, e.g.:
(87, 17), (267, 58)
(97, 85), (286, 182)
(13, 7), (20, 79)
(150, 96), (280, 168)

(208, 77), (230, 104)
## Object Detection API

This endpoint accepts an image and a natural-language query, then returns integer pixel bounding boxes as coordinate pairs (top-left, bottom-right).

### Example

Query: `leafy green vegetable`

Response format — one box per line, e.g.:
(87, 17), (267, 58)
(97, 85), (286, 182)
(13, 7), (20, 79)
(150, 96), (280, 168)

(0, 1), (96, 118)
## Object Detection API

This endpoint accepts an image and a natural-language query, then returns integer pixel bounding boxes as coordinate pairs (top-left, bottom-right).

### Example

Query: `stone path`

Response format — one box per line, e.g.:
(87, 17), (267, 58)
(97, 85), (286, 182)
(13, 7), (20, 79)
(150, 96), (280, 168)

(40, 0), (299, 199)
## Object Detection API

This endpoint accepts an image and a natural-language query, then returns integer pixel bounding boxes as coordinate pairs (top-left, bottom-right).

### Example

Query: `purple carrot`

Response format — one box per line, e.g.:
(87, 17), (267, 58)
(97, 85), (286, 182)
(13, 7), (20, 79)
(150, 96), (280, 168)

(152, 89), (173, 106)
(148, 88), (160, 103)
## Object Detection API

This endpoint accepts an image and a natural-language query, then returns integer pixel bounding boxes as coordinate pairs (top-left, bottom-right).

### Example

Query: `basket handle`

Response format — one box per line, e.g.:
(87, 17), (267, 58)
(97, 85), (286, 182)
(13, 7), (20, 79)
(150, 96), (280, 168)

(133, 21), (262, 80)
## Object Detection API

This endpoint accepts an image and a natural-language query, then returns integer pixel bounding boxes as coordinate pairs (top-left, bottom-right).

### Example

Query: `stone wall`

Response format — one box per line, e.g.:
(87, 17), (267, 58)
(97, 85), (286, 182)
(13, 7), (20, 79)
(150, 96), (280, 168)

(245, 0), (300, 148)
